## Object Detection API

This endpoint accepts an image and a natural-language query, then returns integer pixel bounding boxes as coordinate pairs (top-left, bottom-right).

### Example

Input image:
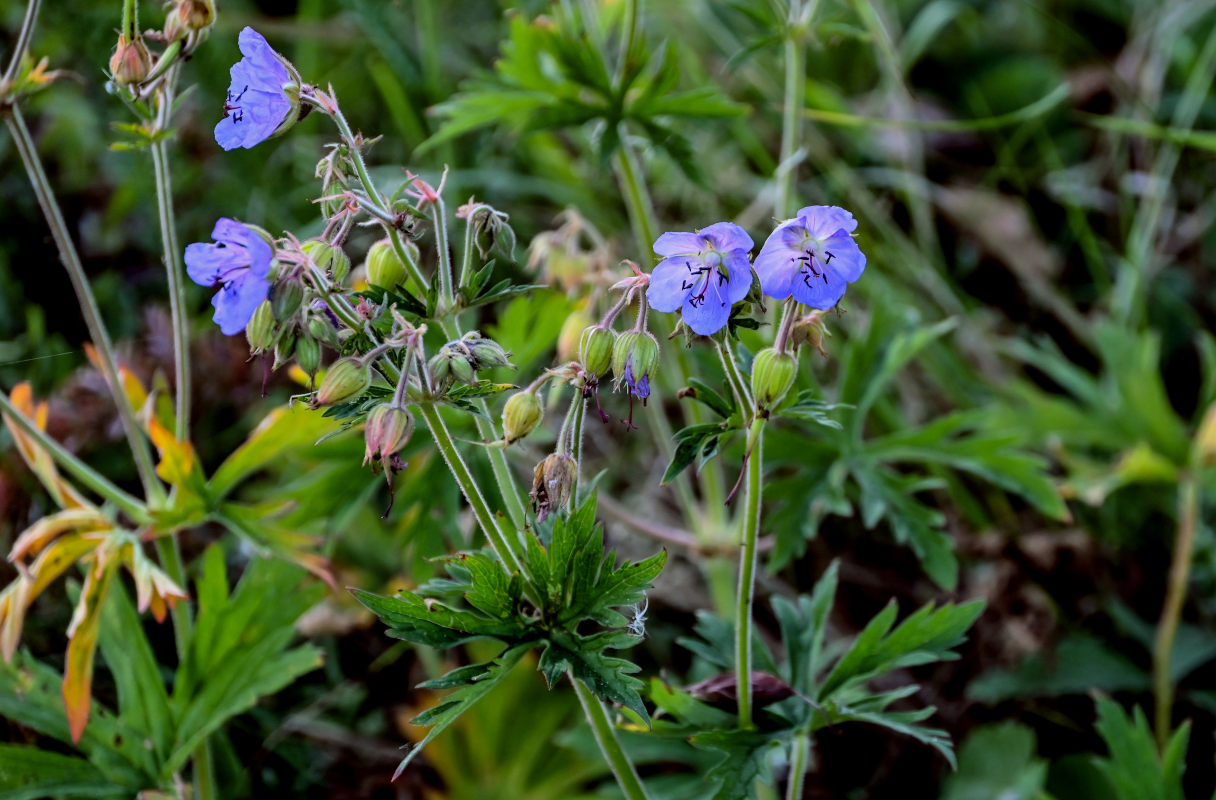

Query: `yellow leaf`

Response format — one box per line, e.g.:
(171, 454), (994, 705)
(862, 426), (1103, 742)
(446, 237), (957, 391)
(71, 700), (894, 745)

(9, 508), (108, 563)
(1, 384), (90, 510)
(63, 556), (117, 742)
(147, 417), (197, 486)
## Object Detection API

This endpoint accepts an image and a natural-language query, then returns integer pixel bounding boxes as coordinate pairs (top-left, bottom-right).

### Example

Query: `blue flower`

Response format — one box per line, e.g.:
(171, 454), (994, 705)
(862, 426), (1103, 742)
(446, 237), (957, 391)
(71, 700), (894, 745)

(185, 218), (273, 335)
(646, 222), (755, 336)
(753, 206), (866, 308)
(215, 27), (294, 151)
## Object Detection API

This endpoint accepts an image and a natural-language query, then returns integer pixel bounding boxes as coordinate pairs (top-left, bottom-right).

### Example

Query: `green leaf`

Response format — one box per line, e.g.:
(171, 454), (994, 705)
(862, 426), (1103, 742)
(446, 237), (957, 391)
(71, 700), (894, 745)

(544, 630), (649, 725)
(0, 746), (124, 800)
(780, 390), (845, 430)
(1093, 698), (1188, 800)
(210, 406), (341, 499)
(685, 378), (735, 419)
(663, 423), (729, 484)
(690, 728), (779, 800)
(351, 587), (526, 648)
(852, 466), (958, 590)
(941, 722), (1048, 800)
(967, 632), (1150, 704)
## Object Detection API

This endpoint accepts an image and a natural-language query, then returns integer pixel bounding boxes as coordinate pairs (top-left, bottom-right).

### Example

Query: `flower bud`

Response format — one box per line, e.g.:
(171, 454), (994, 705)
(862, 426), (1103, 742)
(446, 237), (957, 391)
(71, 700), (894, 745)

(467, 337), (512, 370)
(790, 312), (830, 357)
(429, 348), (475, 387)
(503, 391), (543, 444)
(313, 357), (371, 407)
(109, 35), (151, 86)
(579, 325), (615, 378)
(366, 240), (407, 290)
(329, 248), (352, 284)
(530, 453), (577, 522)
(308, 314), (340, 348)
(302, 239), (334, 268)
(612, 331), (659, 399)
(174, 0), (215, 31)
(751, 347), (798, 411)
(272, 328), (296, 371)
(246, 300), (277, 353)
(295, 334), (321, 379)
(364, 403), (415, 465)
(271, 279), (305, 322)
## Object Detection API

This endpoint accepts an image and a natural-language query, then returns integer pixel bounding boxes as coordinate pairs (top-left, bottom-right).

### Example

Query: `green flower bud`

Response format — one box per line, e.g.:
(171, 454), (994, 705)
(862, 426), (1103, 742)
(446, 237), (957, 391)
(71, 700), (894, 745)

(313, 357), (370, 407)
(271, 280), (304, 322)
(246, 300), (276, 353)
(295, 335), (321, 379)
(428, 348), (476, 387)
(751, 347), (798, 411)
(301, 239), (334, 270)
(308, 315), (340, 348)
(329, 248), (352, 284)
(612, 330), (659, 397)
(530, 452), (577, 522)
(272, 328), (296, 371)
(450, 355), (476, 385)
(364, 403), (415, 466)
(579, 325), (615, 378)
(466, 337), (512, 370)
(366, 239), (407, 290)
(502, 391), (543, 444)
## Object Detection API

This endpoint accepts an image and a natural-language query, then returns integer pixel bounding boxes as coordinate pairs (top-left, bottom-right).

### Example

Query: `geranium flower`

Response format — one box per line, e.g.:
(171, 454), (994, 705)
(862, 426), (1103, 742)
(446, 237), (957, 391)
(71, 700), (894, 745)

(646, 222), (754, 336)
(753, 205), (866, 308)
(215, 27), (295, 151)
(185, 218), (273, 335)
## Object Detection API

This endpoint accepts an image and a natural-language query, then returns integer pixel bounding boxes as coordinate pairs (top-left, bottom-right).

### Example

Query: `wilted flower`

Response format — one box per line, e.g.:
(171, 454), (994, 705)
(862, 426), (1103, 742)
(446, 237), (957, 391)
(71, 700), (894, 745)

(753, 205), (866, 309)
(646, 222), (754, 335)
(612, 331), (658, 401)
(185, 218), (273, 335)
(530, 453), (577, 522)
(215, 27), (298, 151)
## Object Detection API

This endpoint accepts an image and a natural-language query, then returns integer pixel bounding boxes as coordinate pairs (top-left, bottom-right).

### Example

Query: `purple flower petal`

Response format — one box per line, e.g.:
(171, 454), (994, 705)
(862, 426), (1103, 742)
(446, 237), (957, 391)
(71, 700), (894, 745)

(185, 242), (240, 286)
(700, 221), (753, 254)
(185, 218), (275, 335)
(822, 230), (866, 282)
(211, 269), (270, 335)
(647, 257), (694, 312)
(721, 250), (753, 305)
(215, 28), (293, 151)
(682, 273), (732, 335)
(237, 27), (291, 87)
(797, 205), (857, 237)
(653, 231), (704, 257)
(790, 266), (848, 309)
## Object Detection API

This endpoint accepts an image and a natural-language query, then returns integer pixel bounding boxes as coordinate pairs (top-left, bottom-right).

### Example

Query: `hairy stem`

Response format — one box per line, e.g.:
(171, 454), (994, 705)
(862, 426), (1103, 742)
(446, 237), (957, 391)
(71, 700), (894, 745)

(1153, 473), (1199, 750)
(785, 732), (811, 800)
(715, 337), (754, 414)
(0, 389), (147, 522)
(151, 65), (191, 440)
(431, 197), (455, 310)
(1, 0), (41, 90)
(418, 402), (525, 576)
(735, 417), (766, 727)
(5, 106), (164, 502)
(571, 674), (651, 800)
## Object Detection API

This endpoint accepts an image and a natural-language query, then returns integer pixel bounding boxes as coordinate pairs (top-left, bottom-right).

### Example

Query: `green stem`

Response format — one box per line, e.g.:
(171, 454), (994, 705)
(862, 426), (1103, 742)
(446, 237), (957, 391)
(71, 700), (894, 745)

(612, 132), (658, 255)
(151, 66), (190, 440)
(0, 389), (147, 522)
(457, 205), (478, 291)
(569, 394), (587, 504)
(193, 742), (217, 800)
(1, 0), (41, 90)
(571, 674), (651, 800)
(120, 0), (136, 40)
(774, 6), (806, 218)
(388, 227), (431, 293)
(615, 0), (638, 84)
(431, 197), (455, 310)
(4, 106), (164, 503)
(785, 732), (810, 800)
(1153, 473), (1199, 750)
(715, 337), (753, 414)
(418, 402), (525, 575)
(734, 417), (766, 727)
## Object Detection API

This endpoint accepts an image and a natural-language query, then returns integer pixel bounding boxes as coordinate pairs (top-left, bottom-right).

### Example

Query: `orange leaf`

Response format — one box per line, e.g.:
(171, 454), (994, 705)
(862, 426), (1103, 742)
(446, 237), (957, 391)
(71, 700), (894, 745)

(10, 508), (108, 563)
(2, 384), (89, 510)
(63, 557), (117, 742)
(146, 417), (197, 487)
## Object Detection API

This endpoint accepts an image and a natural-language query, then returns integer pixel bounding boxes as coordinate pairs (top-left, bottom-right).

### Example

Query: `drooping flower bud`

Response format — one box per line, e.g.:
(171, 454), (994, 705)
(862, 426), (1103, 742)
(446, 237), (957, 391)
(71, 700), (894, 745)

(366, 239), (407, 290)
(110, 35), (151, 86)
(789, 311), (830, 357)
(308, 314), (340, 348)
(530, 453), (577, 522)
(503, 391), (543, 444)
(313, 357), (371, 407)
(579, 325), (615, 379)
(466, 337), (512, 370)
(271, 279), (305, 321)
(295, 334), (321, 380)
(174, 0), (216, 31)
(364, 403), (415, 466)
(428, 348), (474, 387)
(246, 300), (277, 353)
(612, 331), (659, 400)
(272, 328), (296, 371)
(751, 347), (798, 411)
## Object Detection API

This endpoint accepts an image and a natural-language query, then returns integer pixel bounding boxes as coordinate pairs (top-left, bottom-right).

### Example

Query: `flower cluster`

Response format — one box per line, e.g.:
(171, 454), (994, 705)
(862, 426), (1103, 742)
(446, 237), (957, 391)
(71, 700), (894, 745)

(646, 207), (867, 336)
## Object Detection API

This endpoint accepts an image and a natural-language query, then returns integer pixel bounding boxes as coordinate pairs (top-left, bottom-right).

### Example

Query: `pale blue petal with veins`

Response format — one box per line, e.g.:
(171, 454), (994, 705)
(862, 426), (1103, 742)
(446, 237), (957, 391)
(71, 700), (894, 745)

(646, 222), (755, 336)
(185, 218), (273, 335)
(753, 205), (866, 309)
(214, 27), (293, 151)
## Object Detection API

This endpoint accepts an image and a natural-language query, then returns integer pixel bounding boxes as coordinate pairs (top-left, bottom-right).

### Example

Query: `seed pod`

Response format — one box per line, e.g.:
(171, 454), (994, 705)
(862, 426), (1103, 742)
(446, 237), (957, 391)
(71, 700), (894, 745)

(295, 335), (321, 380)
(246, 300), (277, 353)
(271, 279), (305, 322)
(579, 325), (615, 378)
(364, 403), (415, 465)
(751, 347), (798, 411)
(366, 240), (407, 290)
(313, 357), (370, 407)
(109, 35), (151, 85)
(502, 391), (543, 444)
(530, 453), (577, 522)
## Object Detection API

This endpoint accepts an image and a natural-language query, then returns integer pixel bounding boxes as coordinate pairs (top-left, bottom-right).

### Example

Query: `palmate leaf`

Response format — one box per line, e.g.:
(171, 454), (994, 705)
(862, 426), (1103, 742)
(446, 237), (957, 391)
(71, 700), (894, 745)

(1093, 698), (1189, 800)
(540, 630), (649, 724)
(393, 644), (532, 780)
(351, 587), (527, 648)
(690, 728), (781, 800)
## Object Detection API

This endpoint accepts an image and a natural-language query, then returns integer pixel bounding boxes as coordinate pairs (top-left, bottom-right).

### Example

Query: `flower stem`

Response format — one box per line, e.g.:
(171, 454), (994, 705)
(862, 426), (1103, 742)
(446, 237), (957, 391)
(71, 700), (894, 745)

(417, 402), (525, 576)
(715, 337), (753, 415)
(120, 0), (136, 40)
(571, 674), (651, 800)
(0, 388), (148, 522)
(1153, 472), (1199, 750)
(774, 3), (807, 219)
(735, 417), (766, 727)
(785, 732), (811, 800)
(431, 197), (455, 311)
(612, 131), (658, 256)
(569, 394), (587, 504)
(151, 65), (191, 440)
(774, 298), (798, 353)
(3, 107), (163, 503)
(1, 0), (41, 90)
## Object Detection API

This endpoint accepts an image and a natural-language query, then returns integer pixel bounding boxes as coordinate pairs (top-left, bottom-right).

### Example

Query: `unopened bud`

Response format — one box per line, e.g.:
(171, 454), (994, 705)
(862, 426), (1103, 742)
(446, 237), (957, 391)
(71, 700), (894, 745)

(175, 0), (215, 31)
(246, 300), (276, 353)
(271, 280), (304, 322)
(790, 312), (830, 357)
(612, 331), (659, 398)
(364, 403), (415, 465)
(110, 35), (151, 86)
(503, 391), (543, 444)
(302, 239), (334, 269)
(530, 453), (577, 522)
(272, 328), (296, 371)
(313, 357), (370, 406)
(751, 347), (798, 411)
(579, 325), (615, 378)
(467, 337), (512, 370)
(366, 240), (407, 290)
(295, 335), (321, 379)
(329, 248), (351, 284)
(429, 349), (475, 387)
(308, 314), (340, 348)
